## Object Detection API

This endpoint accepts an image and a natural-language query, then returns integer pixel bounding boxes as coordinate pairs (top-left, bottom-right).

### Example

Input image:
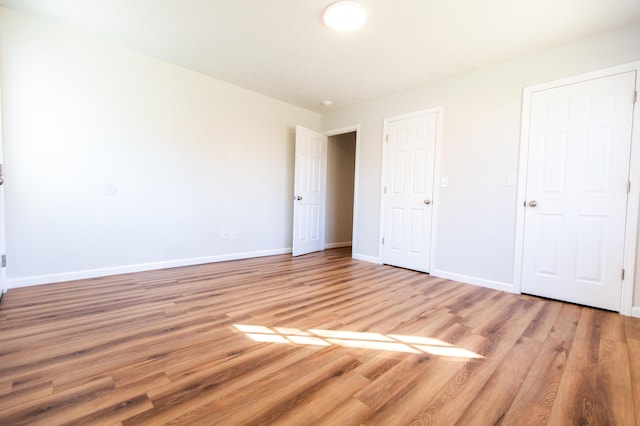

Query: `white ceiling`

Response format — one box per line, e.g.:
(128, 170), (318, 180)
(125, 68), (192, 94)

(2, 0), (640, 112)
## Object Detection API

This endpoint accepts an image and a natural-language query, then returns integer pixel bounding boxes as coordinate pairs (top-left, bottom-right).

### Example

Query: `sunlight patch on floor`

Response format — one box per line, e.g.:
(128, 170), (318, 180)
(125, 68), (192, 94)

(232, 324), (483, 360)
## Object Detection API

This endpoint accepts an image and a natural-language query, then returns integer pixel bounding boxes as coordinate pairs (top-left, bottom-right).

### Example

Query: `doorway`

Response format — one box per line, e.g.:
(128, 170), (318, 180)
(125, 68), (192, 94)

(515, 63), (640, 313)
(292, 125), (360, 257)
(325, 132), (356, 250)
(380, 108), (441, 273)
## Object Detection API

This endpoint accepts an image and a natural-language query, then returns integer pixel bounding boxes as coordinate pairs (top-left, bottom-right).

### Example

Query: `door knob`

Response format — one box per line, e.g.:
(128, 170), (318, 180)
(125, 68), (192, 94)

(0, 177), (3, 186)
(528, 200), (537, 207)
(424, 199), (431, 205)
(295, 195), (302, 201)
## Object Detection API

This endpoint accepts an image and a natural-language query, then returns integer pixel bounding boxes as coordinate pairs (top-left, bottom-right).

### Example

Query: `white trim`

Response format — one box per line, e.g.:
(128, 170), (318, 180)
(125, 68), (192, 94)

(514, 61), (640, 315)
(325, 124), (360, 137)
(379, 107), (443, 270)
(6, 248), (291, 289)
(513, 78), (534, 296)
(325, 124), (361, 256)
(430, 268), (517, 294)
(324, 241), (352, 249)
(321, 132), (328, 252)
(352, 252), (382, 264)
(520, 62), (640, 93)
(632, 307), (640, 318)
(429, 107), (444, 273)
(0, 77), (6, 297)
(622, 63), (640, 316)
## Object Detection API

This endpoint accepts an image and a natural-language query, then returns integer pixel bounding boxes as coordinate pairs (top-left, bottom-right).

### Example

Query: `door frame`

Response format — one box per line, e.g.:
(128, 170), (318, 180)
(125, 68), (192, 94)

(513, 61), (640, 316)
(324, 124), (361, 256)
(0, 68), (5, 300)
(379, 107), (443, 269)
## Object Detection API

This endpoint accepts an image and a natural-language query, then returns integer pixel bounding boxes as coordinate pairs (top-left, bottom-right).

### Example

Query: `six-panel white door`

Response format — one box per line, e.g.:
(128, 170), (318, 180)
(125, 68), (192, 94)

(521, 71), (636, 311)
(292, 126), (327, 256)
(382, 111), (438, 272)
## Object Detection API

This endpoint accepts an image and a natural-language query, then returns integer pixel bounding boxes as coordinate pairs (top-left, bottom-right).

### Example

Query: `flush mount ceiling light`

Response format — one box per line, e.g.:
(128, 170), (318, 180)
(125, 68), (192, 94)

(323, 1), (367, 31)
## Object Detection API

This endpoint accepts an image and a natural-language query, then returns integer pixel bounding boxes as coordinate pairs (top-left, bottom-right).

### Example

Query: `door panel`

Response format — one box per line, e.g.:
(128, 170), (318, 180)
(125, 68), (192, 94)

(382, 111), (438, 272)
(575, 215), (605, 282)
(521, 71), (636, 311)
(292, 126), (327, 256)
(536, 213), (562, 277)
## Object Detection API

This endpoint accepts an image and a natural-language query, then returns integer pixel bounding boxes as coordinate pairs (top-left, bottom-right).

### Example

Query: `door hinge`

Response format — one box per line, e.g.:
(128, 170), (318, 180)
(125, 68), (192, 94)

(381, 237), (385, 245)
(1, 255), (6, 268)
(622, 268), (625, 280)
(627, 181), (631, 193)
(385, 134), (389, 142)
(633, 90), (637, 104)
(384, 186), (387, 194)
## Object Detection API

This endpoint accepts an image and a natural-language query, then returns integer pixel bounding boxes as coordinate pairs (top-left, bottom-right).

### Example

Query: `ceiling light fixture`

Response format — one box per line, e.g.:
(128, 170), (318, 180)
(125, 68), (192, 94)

(323, 1), (367, 31)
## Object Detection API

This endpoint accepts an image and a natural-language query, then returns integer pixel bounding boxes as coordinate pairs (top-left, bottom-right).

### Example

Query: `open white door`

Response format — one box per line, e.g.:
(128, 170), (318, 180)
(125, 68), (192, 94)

(520, 70), (636, 311)
(381, 109), (439, 273)
(292, 126), (327, 256)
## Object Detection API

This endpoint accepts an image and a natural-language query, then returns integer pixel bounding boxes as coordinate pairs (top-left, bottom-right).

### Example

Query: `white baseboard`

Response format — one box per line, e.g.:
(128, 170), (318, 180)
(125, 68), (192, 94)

(324, 241), (352, 249)
(429, 269), (517, 294)
(632, 307), (640, 318)
(352, 252), (382, 264)
(6, 248), (292, 289)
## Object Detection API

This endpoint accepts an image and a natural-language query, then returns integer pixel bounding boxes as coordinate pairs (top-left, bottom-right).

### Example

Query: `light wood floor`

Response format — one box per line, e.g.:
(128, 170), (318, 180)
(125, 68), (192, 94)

(0, 248), (639, 425)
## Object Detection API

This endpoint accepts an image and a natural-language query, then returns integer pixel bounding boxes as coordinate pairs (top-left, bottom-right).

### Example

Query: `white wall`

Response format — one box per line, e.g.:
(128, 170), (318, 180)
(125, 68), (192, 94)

(0, 8), (320, 286)
(322, 23), (640, 304)
(325, 132), (356, 247)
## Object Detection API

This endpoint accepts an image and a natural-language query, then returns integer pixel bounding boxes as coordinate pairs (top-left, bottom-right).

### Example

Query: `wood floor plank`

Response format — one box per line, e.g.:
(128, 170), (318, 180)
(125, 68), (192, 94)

(353, 353), (434, 412)
(401, 334), (524, 425)
(124, 345), (319, 425)
(0, 381), (53, 409)
(203, 353), (361, 425)
(600, 311), (627, 343)
(314, 397), (373, 426)
(593, 338), (636, 425)
(457, 337), (543, 425)
(0, 247), (638, 425)
(626, 316), (640, 341)
(0, 380), (12, 395)
(270, 372), (371, 426)
(500, 337), (571, 425)
(545, 302), (582, 342)
(363, 332), (490, 426)
(148, 348), (357, 425)
(545, 308), (603, 425)
(521, 299), (564, 342)
(0, 376), (115, 425)
(628, 337), (640, 426)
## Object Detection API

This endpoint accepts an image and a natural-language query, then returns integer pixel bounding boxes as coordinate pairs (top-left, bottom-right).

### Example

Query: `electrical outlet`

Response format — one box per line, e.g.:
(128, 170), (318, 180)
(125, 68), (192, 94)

(230, 231), (238, 241)
(221, 230), (228, 240)
(440, 177), (449, 188)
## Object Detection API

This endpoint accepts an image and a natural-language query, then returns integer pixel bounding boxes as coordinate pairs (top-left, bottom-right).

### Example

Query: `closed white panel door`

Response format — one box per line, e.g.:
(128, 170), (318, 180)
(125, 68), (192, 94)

(292, 126), (327, 256)
(522, 71), (636, 311)
(382, 112), (437, 272)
